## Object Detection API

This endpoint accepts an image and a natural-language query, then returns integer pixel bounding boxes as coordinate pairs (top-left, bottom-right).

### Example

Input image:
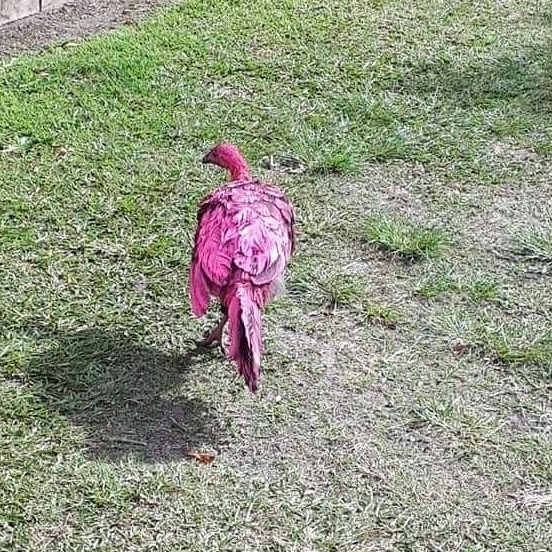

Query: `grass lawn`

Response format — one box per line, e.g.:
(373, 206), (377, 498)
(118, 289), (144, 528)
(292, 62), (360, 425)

(1, 0), (552, 550)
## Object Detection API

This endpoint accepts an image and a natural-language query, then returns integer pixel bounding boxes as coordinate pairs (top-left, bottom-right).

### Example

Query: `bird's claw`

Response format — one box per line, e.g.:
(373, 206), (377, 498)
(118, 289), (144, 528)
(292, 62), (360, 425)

(196, 314), (228, 356)
(195, 336), (218, 349)
(195, 334), (227, 358)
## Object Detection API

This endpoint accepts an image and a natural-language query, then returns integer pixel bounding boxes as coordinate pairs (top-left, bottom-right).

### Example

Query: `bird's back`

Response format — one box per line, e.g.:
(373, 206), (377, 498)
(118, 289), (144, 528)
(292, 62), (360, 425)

(190, 180), (295, 315)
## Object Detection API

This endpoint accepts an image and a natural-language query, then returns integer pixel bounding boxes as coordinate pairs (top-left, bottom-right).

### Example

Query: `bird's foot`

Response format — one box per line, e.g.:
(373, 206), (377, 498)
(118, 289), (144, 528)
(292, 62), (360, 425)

(195, 316), (228, 357)
(196, 338), (227, 358)
(195, 332), (221, 349)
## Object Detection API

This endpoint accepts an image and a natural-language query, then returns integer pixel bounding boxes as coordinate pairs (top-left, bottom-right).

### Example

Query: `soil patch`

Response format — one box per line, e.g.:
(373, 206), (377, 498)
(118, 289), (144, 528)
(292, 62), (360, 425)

(0, 0), (171, 59)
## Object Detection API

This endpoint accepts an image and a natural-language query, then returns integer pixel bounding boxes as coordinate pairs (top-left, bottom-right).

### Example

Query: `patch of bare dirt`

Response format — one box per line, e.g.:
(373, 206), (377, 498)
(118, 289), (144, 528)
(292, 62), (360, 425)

(0, 0), (172, 59)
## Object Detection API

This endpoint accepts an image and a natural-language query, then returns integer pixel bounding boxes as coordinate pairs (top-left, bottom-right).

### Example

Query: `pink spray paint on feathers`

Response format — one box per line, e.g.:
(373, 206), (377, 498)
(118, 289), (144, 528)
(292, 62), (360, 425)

(189, 143), (295, 392)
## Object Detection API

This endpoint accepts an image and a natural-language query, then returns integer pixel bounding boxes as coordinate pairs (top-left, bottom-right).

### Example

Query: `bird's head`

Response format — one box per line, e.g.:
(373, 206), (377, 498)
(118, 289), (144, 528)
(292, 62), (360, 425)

(202, 143), (250, 181)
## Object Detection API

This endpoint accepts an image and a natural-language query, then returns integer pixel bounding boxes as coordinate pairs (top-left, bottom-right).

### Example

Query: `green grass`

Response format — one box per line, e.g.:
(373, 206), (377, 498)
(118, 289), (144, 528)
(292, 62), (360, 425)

(514, 218), (552, 262)
(411, 396), (503, 444)
(417, 265), (499, 301)
(361, 302), (402, 329)
(1, 0), (552, 550)
(484, 327), (552, 369)
(364, 214), (449, 260)
(433, 312), (552, 376)
(292, 268), (366, 309)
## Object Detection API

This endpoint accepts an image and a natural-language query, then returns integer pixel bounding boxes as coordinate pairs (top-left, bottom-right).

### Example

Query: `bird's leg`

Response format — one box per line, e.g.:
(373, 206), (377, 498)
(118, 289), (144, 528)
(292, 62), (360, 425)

(196, 315), (227, 347)
(196, 306), (228, 355)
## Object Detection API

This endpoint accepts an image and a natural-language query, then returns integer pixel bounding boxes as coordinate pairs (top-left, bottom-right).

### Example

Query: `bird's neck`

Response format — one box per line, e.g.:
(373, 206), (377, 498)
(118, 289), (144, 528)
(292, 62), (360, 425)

(228, 163), (250, 181)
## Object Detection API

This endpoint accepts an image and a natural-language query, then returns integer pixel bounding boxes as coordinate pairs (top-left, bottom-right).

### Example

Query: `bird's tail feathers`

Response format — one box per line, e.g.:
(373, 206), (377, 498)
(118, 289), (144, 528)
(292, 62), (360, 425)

(227, 283), (262, 393)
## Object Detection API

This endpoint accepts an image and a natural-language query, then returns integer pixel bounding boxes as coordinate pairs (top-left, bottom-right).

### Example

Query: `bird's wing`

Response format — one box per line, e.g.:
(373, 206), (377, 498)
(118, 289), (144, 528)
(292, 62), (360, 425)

(272, 187), (296, 254)
(189, 194), (235, 316)
(232, 184), (295, 287)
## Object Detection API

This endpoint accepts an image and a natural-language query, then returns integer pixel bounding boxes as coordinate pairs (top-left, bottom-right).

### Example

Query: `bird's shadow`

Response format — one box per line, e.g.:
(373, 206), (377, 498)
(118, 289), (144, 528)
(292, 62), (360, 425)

(21, 324), (225, 462)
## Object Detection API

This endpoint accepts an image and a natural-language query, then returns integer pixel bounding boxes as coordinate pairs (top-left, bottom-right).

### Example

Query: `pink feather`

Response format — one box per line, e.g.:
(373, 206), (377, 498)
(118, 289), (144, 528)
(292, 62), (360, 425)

(189, 143), (295, 392)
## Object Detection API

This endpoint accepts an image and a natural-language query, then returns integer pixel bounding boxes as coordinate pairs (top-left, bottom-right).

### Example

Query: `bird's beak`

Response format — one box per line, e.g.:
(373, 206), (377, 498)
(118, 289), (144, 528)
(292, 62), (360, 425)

(202, 153), (212, 164)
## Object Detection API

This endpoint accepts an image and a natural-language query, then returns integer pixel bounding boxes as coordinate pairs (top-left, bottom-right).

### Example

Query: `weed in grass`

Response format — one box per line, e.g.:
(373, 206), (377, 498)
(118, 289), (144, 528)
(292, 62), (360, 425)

(513, 218), (552, 262)
(417, 272), (458, 299)
(311, 149), (358, 174)
(412, 396), (503, 444)
(360, 302), (401, 329)
(288, 262), (365, 309)
(314, 272), (365, 309)
(434, 312), (552, 372)
(364, 214), (449, 260)
(485, 330), (552, 369)
(468, 279), (500, 302)
(417, 266), (499, 301)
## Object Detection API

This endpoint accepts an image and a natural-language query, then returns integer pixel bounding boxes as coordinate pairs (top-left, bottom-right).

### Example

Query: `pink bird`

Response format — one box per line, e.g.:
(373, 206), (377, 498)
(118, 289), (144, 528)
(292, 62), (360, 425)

(189, 143), (295, 392)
